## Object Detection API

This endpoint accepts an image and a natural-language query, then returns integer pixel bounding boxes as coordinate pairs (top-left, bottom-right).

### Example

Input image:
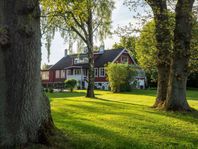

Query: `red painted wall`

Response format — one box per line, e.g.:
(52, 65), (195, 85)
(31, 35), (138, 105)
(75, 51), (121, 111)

(115, 53), (134, 64)
(95, 77), (107, 82)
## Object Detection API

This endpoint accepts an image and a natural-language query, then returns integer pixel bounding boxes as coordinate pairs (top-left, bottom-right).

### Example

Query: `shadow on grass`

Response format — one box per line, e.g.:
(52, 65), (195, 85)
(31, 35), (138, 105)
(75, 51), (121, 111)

(47, 91), (102, 99)
(95, 97), (147, 107)
(146, 109), (198, 125)
(47, 91), (86, 99)
(27, 128), (72, 149)
(120, 89), (157, 97)
(53, 107), (198, 149)
(118, 89), (198, 101)
(187, 90), (198, 101)
(54, 112), (150, 149)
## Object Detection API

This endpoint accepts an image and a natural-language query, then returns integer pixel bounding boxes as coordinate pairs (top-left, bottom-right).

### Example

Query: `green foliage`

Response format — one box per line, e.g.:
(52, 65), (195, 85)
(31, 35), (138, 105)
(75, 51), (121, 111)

(113, 36), (137, 59)
(48, 90), (198, 149)
(135, 20), (157, 72)
(64, 79), (77, 92)
(44, 88), (49, 93)
(190, 20), (198, 72)
(41, 0), (115, 54)
(106, 63), (136, 92)
(135, 17), (198, 82)
(49, 87), (53, 93)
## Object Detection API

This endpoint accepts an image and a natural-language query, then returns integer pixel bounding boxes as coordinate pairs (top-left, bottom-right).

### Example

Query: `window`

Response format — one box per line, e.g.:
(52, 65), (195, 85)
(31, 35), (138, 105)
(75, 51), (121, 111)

(121, 56), (128, 63)
(41, 71), (49, 80)
(74, 69), (81, 75)
(61, 70), (65, 78)
(67, 69), (72, 75)
(99, 68), (105, 77)
(55, 70), (60, 78)
(74, 57), (88, 64)
(94, 68), (98, 77)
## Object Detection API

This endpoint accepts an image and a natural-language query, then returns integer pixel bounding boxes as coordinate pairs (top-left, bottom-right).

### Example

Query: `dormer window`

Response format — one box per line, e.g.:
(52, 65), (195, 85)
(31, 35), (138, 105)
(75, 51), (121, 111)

(74, 57), (88, 64)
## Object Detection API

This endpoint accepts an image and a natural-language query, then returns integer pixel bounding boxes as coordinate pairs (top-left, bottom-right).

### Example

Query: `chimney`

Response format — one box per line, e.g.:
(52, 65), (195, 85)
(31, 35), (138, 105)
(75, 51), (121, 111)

(64, 49), (68, 57)
(99, 45), (105, 54)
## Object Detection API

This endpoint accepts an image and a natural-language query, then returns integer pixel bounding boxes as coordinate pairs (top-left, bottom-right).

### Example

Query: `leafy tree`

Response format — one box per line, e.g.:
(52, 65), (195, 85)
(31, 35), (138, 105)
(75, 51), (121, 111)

(165, 0), (195, 111)
(113, 36), (137, 59)
(136, 16), (198, 74)
(106, 63), (136, 93)
(41, 0), (115, 98)
(135, 21), (157, 75)
(0, 0), (54, 147)
(125, 0), (196, 111)
(65, 79), (77, 92)
(124, 0), (172, 108)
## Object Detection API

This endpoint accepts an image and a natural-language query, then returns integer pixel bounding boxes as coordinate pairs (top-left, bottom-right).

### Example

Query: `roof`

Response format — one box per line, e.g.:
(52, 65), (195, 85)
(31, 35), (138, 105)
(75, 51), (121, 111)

(49, 56), (73, 70)
(41, 65), (53, 70)
(49, 48), (125, 70)
(95, 48), (123, 67)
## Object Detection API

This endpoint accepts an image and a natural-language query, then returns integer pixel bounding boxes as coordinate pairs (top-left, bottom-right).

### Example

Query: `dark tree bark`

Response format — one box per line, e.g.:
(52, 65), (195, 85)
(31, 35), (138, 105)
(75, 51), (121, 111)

(86, 4), (95, 98)
(146, 0), (172, 108)
(165, 0), (195, 111)
(0, 0), (54, 147)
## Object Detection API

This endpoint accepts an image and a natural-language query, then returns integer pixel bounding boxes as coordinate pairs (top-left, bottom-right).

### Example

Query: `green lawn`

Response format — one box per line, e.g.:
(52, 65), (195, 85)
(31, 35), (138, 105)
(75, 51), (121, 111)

(48, 89), (198, 149)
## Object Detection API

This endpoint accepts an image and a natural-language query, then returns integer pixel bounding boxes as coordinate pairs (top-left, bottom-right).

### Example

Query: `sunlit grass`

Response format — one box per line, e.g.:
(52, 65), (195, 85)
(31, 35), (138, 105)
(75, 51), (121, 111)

(48, 89), (198, 149)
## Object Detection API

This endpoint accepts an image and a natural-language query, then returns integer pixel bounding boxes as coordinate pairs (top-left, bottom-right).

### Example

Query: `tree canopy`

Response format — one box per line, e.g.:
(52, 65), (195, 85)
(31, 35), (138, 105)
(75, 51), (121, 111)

(112, 36), (137, 59)
(41, 0), (115, 53)
(135, 17), (198, 74)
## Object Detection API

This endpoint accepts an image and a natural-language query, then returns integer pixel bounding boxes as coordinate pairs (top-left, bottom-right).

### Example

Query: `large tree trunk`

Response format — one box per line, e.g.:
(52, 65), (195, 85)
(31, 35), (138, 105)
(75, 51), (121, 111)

(0, 0), (54, 147)
(147, 0), (172, 108)
(86, 4), (95, 98)
(165, 0), (195, 111)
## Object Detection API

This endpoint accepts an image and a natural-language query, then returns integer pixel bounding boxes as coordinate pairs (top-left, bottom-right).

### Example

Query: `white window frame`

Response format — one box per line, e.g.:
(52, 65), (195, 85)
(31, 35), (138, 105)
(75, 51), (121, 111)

(55, 70), (60, 79)
(99, 67), (105, 77)
(74, 57), (88, 64)
(61, 70), (65, 78)
(121, 56), (128, 63)
(94, 68), (98, 77)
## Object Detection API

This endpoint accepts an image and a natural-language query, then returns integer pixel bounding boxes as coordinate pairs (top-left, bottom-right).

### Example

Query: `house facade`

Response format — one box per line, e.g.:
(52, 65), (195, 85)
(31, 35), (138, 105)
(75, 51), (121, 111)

(41, 48), (146, 90)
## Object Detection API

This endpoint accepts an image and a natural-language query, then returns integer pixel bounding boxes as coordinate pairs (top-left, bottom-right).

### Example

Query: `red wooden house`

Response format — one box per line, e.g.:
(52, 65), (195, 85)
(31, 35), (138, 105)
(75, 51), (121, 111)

(41, 48), (146, 89)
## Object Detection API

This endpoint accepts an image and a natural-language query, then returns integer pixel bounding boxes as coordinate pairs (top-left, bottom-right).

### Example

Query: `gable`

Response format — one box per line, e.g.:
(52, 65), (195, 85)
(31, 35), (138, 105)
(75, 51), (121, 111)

(113, 49), (136, 65)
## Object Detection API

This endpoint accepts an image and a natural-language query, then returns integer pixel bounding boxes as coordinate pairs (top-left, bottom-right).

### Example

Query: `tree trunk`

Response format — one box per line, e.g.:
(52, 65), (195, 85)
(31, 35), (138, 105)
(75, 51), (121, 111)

(154, 64), (170, 107)
(0, 0), (54, 147)
(86, 4), (95, 98)
(147, 0), (172, 108)
(86, 46), (95, 98)
(165, 0), (195, 111)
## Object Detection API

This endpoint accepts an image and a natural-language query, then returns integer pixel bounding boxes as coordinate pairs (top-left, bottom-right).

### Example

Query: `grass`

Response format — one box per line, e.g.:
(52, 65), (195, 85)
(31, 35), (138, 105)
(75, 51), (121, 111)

(48, 89), (198, 149)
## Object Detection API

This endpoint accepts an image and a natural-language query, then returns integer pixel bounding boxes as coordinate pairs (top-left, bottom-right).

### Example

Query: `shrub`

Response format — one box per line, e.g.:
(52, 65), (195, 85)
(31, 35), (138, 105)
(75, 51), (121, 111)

(49, 88), (53, 93)
(45, 88), (49, 92)
(106, 63), (136, 92)
(64, 79), (77, 92)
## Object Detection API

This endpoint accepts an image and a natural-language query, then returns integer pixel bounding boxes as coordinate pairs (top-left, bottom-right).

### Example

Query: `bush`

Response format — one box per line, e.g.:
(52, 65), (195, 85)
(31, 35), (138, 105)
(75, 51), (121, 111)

(45, 88), (49, 92)
(49, 88), (53, 93)
(64, 79), (77, 92)
(106, 63), (136, 93)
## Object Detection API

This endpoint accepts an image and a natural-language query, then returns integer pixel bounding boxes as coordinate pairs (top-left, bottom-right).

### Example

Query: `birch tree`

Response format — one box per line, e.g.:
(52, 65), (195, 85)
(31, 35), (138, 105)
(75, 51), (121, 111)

(41, 0), (115, 98)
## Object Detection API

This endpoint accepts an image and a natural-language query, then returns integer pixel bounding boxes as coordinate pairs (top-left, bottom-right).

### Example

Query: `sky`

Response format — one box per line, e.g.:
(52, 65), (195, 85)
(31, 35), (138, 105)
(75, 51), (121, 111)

(41, 0), (145, 65)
